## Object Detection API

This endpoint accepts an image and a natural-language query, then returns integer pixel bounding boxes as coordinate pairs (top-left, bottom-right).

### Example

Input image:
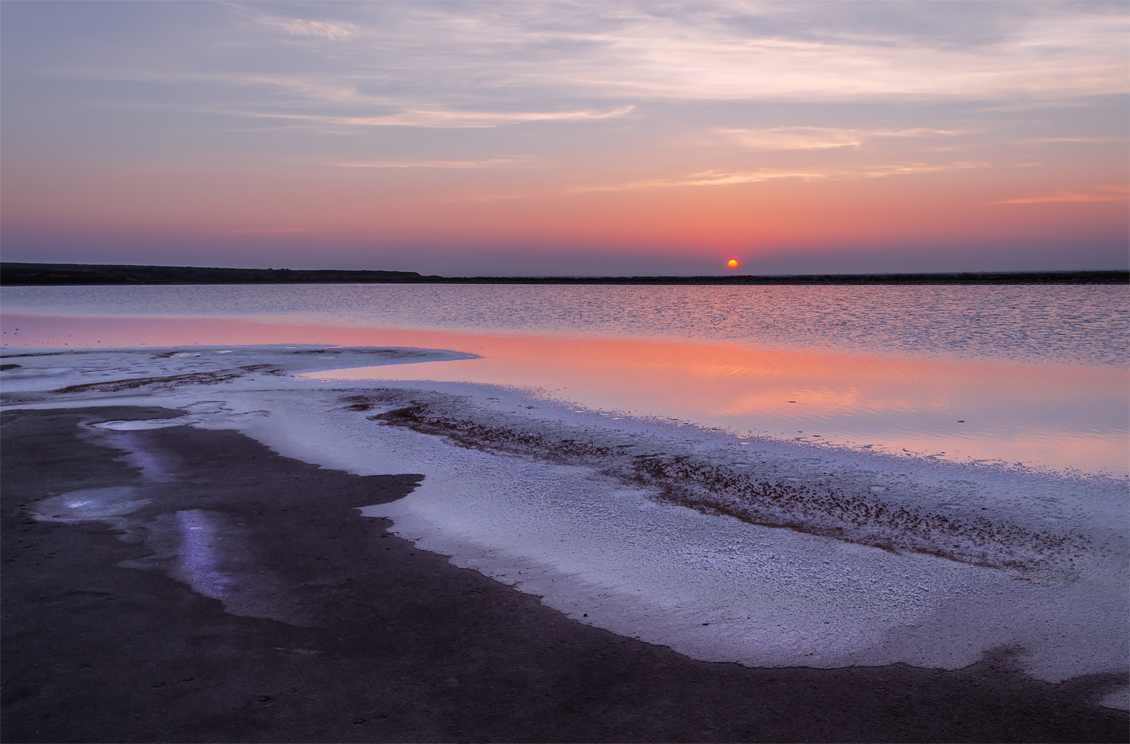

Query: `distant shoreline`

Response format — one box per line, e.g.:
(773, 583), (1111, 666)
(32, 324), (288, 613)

(1, 262), (1127, 286)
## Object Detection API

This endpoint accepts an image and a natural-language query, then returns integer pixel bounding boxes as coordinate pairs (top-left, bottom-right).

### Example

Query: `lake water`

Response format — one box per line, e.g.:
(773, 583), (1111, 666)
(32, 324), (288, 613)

(2, 283), (1128, 703)
(3, 283), (1127, 475)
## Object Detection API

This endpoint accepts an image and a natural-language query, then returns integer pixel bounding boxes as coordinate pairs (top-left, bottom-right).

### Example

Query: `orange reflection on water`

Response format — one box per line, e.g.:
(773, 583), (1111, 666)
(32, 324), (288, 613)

(307, 327), (1125, 476)
(4, 312), (1127, 475)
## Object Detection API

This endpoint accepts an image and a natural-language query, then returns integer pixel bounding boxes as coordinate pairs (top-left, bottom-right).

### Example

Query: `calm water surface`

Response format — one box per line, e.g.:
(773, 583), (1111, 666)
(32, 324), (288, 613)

(3, 284), (1127, 475)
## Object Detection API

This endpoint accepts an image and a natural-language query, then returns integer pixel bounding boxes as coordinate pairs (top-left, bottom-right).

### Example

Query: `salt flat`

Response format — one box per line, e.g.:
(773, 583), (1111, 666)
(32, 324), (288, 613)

(3, 344), (1126, 717)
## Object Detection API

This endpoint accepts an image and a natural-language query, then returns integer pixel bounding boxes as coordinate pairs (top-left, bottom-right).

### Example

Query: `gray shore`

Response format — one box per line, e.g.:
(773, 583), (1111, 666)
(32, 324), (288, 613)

(2, 406), (1126, 742)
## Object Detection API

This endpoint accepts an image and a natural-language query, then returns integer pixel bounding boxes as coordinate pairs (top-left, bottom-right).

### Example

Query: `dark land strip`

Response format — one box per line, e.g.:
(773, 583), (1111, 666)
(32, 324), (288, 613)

(2, 262), (1127, 285)
(1, 407), (1126, 743)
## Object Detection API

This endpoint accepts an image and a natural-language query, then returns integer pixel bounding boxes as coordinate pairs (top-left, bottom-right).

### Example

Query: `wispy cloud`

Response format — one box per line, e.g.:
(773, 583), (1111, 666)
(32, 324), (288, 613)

(856, 161), (988, 178)
(718, 126), (964, 151)
(343, 5), (1118, 102)
(719, 127), (865, 151)
(254, 16), (358, 41)
(214, 3), (1130, 115)
(570, 170), (823, 193)
(571, 161), (988, 193)
(220, 106), (634, 129)
(994, 188), (1128, 205)
(48, 4), (1127, 137)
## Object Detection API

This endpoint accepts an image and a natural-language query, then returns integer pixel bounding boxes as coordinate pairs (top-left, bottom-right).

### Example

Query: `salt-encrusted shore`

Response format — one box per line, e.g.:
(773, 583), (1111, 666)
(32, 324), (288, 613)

(1, 345), (1127, 741)
(3, 405), (1127, 743)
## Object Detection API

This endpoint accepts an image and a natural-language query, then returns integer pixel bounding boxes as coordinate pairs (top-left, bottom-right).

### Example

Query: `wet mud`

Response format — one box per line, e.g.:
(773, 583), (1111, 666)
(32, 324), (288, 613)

(2, 407), (1126, 742)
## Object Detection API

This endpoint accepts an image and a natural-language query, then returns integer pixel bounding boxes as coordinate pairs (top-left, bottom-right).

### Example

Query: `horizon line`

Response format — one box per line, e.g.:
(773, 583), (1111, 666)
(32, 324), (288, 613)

(2, 262), (1127, 286)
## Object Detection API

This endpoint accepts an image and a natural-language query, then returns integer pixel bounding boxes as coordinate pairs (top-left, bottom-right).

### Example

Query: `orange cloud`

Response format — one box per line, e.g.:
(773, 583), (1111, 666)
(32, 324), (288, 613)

(994, 188), (1128, 205)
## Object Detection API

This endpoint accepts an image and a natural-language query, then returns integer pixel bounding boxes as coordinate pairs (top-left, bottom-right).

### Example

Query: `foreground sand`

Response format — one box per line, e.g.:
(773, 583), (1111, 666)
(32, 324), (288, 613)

(2, 405), (1126, 742)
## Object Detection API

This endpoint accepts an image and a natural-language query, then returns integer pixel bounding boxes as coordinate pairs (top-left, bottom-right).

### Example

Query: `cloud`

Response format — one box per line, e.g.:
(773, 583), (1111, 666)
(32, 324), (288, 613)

(719, 127), (865, 151)
(218, 3), (1129, 114)
(570, 170), (824, 193)
(718, 126), (964, 150)
(255, 16), (358, 41)
(855, 161), (987, 178)
(994, 188), (1128, 205)
(45, 3), (1126, 141)
(337, 3), (1121, 103)
(571, 161), (988, 193)
(220, 105), (634, 129)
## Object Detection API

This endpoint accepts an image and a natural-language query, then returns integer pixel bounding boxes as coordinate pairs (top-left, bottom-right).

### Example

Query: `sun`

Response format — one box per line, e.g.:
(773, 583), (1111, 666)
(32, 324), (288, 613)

(726, 259), (739, 269)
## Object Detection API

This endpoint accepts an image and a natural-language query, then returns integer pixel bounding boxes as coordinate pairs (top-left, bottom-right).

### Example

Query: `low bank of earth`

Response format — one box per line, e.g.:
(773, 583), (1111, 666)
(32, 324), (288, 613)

(2, 406), (1126, 742)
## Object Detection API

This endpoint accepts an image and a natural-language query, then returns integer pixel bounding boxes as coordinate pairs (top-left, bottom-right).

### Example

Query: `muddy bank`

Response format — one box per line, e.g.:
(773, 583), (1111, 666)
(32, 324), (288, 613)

(1, 407), (1125, 742)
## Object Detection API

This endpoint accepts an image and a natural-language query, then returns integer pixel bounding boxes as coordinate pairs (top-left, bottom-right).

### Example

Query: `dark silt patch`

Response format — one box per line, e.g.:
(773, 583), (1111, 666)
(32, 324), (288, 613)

(2, 406), (1126, 743)
(360, 392), (1084, 573)
(53, 365), (280, 394)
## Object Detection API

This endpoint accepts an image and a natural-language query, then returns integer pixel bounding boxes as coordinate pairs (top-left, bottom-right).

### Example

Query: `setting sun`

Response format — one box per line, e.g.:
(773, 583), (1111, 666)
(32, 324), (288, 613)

(726, 259), (739, 269)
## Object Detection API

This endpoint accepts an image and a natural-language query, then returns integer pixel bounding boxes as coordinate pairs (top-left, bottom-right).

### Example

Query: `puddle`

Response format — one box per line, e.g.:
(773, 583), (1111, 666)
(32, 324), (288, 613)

(33, 487), (149, 523)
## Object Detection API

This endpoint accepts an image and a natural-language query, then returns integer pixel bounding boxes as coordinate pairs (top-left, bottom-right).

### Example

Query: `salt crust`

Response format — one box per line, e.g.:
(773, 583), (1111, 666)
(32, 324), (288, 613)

(2, 345), (1127, 709)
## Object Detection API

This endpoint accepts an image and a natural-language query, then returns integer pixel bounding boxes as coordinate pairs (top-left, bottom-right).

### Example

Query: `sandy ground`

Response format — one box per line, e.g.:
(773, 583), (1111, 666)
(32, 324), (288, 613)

(2, 406), (1126, 743)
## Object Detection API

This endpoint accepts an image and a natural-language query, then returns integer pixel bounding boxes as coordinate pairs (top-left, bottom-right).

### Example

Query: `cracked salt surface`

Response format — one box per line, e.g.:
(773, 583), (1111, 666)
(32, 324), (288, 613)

(3, 345), (1127, 709)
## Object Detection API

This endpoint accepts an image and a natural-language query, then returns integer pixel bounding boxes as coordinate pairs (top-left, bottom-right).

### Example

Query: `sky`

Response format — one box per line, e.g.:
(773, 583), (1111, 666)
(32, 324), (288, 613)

(1, 1), (1127, 276)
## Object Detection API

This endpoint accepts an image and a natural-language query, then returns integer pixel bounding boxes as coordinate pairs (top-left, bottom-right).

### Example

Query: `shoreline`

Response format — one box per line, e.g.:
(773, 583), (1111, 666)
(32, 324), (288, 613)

(3, 262), (1128, 285)
(2, 405), (1127, 742)
(1, 345), (1128, 689)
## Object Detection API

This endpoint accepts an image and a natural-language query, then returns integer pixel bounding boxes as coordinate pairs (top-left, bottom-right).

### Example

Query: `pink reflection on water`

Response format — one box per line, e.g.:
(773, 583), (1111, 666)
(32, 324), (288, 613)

(4, 312), (1127, 475)
(314, 334), (1128, 476)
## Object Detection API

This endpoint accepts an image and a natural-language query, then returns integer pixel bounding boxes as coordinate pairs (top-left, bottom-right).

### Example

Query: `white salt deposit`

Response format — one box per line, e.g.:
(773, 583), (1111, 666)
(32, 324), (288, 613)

(3, 344), (1127, 708)
(90, 419), (187, 431)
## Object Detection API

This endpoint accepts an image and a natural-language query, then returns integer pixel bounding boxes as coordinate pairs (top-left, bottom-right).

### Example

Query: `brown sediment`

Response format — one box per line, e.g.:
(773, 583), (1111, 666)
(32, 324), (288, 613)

(54, 365), (279, 394)
(2, 406), (1126, 742)
(366, 398), (1081, 573)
